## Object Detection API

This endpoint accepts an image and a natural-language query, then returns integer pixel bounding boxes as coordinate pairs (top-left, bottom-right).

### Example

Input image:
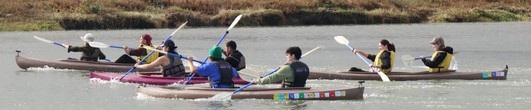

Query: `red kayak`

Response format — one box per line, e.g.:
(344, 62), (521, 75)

(89, 72), (250, 85)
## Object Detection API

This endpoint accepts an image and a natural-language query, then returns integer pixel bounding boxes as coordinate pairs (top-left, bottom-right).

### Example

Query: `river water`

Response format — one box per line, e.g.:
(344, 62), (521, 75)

(1, 22), (530, 110)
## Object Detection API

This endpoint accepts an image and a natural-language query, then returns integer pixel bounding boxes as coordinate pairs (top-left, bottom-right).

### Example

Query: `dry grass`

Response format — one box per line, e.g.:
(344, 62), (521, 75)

(0, 0), (529, 31)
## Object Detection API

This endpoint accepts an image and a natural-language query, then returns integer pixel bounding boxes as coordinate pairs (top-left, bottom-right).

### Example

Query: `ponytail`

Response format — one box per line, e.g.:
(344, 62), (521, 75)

(380, 39), (396, 52)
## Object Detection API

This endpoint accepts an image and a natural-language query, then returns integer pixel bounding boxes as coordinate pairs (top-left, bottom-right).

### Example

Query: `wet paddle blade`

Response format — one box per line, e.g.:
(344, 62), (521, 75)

(376, 71), (391, 81)
(402, 55), (415, 67)
(227, 15), (243, 31)
(334, 36), (349, 45)
(238, 69), (260, 82)
(34, 36), (53, 44)
(450, 56), (459, 70)
(209, 92), (232, 101)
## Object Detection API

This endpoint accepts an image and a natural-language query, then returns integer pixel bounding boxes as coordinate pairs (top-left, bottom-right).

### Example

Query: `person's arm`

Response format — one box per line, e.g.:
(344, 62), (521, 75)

(353, 49), (375, 61)
(95, 49), (106, 59)
(379, 52), (391, 69)
(67, 46), (86, 53)
(422, 52), (447, 68)
(135, 57), (165, 69)
(255, 66), (293, 84)
(188, 57), (199, 74)
(127, 47), (147, 56)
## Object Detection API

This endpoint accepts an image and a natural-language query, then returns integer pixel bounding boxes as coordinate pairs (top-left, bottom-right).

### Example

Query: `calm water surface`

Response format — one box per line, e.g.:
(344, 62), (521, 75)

(1, 22), (530, 110)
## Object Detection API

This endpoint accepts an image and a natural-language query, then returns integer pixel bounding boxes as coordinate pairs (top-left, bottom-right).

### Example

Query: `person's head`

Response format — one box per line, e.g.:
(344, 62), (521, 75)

(379, 39), (395, 52)
(430, 37), (445, 51)
(285, 46), (302, 61)
(225, 40), (237, 54)
(140, 34), (152, 46)
(162, 40), (177, 54)
(209, 46), (223, 61)
(80, 33), (95, 43)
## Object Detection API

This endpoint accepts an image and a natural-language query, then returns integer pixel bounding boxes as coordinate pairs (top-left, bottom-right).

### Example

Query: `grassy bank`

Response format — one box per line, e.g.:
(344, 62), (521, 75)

(1, 0), (529, 31)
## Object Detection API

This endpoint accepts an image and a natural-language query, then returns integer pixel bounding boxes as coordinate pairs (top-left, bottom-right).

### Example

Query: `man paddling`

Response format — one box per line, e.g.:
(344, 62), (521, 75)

(252, 46), (310, 88)
(420, 37), (454, 72)
(222, 40), (246, 71)
(187, 46), (238, 88)
(63, 33), (106, 62)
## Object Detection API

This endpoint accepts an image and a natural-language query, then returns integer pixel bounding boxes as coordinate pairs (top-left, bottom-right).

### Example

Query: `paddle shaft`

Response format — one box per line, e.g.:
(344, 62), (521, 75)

(185, 15), (242, 86)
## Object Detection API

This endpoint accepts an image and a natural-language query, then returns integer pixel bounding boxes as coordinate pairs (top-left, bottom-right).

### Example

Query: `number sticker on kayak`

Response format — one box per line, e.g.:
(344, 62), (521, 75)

(273, 91), (346, 100)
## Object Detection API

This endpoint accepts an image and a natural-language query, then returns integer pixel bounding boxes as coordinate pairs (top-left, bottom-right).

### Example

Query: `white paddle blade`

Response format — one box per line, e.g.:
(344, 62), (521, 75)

(450, 56), (458, 70)
(88, 42), (110, 48)
(238, 69), (261, 82)
(301, 46), (322, 57)
(33, 36), (53, 44)
(209, 92), (232, 101)
(227, 15), (243, 31)
(377, 71), (391, 81)
(401, 55), (415, 67)
(334, 36), (349, 45)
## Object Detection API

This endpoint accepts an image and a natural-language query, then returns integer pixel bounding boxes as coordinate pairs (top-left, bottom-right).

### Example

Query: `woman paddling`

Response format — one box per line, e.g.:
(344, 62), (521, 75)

(352, 39), (396, 74)
(135, 40), (186, 77)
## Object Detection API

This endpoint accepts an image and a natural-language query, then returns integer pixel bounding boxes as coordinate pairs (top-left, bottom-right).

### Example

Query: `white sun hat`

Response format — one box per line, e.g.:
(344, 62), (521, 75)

(80, 33), (95, 42)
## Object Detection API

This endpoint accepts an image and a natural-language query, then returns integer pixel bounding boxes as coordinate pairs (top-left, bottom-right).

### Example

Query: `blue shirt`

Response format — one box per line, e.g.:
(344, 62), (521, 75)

(196, 62), (238, 88)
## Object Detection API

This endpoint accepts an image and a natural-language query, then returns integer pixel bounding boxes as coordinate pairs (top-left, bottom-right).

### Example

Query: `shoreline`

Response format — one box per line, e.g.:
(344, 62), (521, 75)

(1, 0), (529, 31)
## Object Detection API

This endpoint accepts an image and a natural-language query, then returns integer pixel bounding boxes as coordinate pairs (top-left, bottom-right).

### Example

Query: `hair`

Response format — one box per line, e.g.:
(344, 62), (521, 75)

(286, 46), (302, 60)
(380, 39), (396, 52)
(226, 40), (237, 50)
(168, 47), (177, 54)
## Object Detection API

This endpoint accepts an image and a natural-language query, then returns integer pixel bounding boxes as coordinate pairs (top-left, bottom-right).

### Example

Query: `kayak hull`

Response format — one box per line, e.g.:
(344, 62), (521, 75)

(309, 66), (508, 81)
(136, 86), (364, 100)
(90, 72), (250, 85)
(16, 52), (160, 72)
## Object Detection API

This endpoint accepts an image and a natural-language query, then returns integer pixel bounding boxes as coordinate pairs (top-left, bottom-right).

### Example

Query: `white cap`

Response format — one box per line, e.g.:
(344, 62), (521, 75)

(80, 33), (94, 42)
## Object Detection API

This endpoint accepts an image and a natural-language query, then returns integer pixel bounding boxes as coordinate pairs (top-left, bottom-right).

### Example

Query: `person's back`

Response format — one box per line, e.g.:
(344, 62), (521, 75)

(282, 60), (309, 88)
(187, 46), (238, 88)
(162, 55), (186, 77)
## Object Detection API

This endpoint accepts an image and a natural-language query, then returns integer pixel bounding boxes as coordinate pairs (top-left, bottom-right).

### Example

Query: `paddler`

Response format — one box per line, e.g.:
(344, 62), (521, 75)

(352, 39), (396, 74)
(420, 37), (454, 72)
(115, 34), (161, 64)
(222, 40), (246, 71)
(135, 40), (186, 77)
(187, 46), (238, 88)
(62, 33), (106, 62)
(252, 46), (310, 88)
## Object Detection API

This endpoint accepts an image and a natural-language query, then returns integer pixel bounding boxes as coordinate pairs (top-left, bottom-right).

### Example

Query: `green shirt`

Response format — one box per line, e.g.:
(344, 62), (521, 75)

(256, 61), (301, 84)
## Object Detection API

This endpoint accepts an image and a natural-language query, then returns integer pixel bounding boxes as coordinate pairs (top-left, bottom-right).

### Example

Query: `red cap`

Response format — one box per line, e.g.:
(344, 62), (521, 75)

(142, 34), (152, 46)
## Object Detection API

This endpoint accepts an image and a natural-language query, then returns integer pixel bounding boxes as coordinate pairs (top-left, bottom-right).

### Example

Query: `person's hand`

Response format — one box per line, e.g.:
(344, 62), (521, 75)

(251, 79), (259, 83)
(420, 55), (426, 59)
(63, 44), (70, 48)
(134, 63), (139, 67)
(352, 49), (360, 53)
(188, 56), (194, 62)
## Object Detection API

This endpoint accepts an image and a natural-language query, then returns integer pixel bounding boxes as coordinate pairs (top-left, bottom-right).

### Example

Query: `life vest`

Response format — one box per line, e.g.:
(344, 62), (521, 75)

(228, 50), (246, 71)
(282, 61), (309, 88)
(428, 51), (453, 72)
(373, 50), (395, 73)
(211, 61), (234, 87)
(136, 45), (159, 64)
(162, 55), (186, 77)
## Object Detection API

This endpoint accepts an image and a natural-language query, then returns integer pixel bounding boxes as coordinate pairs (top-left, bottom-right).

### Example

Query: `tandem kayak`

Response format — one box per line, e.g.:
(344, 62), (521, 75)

(89, 72), (251, 85)
(309, 66), (508, 81)
(15, 50), (160, 72)
(136, 81), (365, 100)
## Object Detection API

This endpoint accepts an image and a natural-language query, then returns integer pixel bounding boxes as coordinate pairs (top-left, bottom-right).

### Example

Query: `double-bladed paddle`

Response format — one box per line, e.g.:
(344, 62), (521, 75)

(208, 46), (322, 101)
(117, 21), (188, 80)
(182, 14), (243, 86)
(334, 36), (391, 82)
